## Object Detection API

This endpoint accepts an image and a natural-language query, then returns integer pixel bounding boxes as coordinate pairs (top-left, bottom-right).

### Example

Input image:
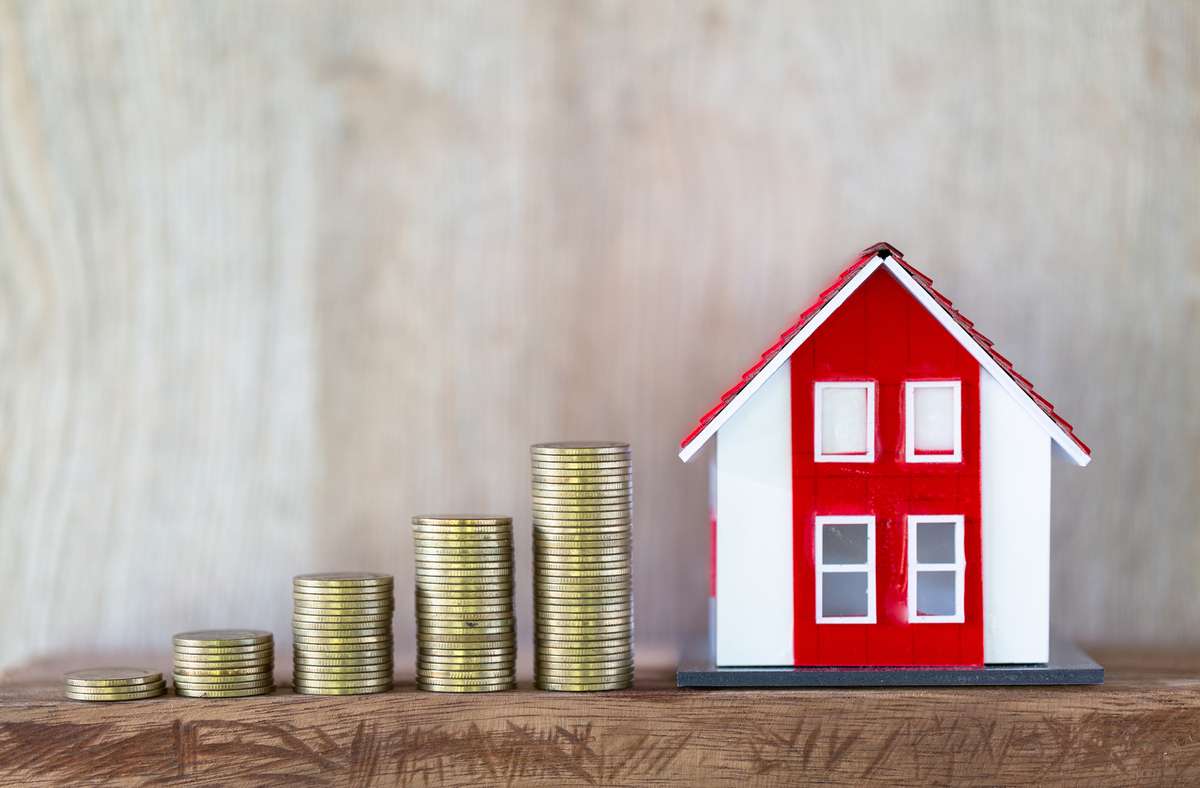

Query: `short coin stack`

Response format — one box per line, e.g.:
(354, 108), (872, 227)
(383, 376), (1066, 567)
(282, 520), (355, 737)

(531, 441), (633, 691)
(413, 515), (515, 692)
(64, 668), (165, 702)
(292, 572), (394, 695)
(172, 630), (275, 697)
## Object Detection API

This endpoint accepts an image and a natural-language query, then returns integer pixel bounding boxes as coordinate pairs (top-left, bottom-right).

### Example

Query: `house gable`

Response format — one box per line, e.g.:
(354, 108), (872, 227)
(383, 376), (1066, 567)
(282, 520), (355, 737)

(678, 243), (1091, 466)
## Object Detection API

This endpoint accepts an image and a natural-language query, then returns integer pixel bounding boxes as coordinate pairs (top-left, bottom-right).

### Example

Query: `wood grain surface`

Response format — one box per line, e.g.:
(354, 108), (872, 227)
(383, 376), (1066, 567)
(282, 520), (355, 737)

(0, 648), (1196, 785)
(1, 1), (1198, 669)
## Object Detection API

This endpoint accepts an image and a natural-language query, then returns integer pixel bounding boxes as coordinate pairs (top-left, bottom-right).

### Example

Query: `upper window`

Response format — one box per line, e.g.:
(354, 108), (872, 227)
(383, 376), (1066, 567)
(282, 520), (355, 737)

(815, 516), (876, 623)
(907, 515), (965, 623)
(905, 380), (962, 463)
(814, 381), (876, 463)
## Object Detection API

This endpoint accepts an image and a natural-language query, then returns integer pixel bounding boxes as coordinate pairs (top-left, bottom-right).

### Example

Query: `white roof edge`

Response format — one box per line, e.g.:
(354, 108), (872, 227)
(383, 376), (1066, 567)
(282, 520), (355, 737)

(880, 258), (1090, 467)
(678, 256), (884, 462)
(678, 254), (1091, 467)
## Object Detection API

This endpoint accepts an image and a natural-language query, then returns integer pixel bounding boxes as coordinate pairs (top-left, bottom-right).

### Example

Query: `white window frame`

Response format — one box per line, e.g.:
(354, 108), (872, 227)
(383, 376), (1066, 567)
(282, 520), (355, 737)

(815, 515), (876, 624)
(904, 380), (962, 463)
(907, 514), (966, 623)
(813, 381), (876, 463)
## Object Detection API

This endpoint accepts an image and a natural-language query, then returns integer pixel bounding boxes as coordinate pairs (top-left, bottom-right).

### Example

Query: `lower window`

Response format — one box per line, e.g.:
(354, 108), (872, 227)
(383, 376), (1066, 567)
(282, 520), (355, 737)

(907, 515), (965, 623)
(815, 516), (876, 623)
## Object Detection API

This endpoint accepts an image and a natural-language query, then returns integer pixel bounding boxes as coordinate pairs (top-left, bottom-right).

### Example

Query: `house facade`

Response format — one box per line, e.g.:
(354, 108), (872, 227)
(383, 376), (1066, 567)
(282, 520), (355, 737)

(680, 243), (1090, 668)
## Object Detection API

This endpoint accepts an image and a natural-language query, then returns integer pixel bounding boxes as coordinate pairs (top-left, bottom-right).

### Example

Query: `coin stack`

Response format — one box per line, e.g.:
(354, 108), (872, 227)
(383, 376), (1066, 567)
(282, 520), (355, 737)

(64, 668), (165, 702)
(292, 572), (394, 695)
(532, 441), (633, 691)
(172, 630), (275, 697)
(413, 515), (516, 692)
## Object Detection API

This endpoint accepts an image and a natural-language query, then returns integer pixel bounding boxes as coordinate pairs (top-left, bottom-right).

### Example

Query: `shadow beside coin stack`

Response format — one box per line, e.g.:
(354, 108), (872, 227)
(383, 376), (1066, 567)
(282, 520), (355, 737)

(413, 516), (516, 692)
(172, 630), (276, 697)
(292, 572), (395, 695)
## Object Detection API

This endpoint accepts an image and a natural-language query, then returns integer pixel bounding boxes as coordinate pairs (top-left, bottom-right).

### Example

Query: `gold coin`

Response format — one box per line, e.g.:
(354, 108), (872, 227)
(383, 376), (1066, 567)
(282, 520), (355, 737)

(292, 671), (396, 686)
(173, 675), (275, 689)
(293, 660), (393, 674)
(414, 539), (512, 552)
(413, 547), (512, 560)
(417, 668), (514, 681)
(412, 515), (511, 525)
(536, 563), (631, 576)
(292, 611), (393, 623)
(292, 590), (394, 603)
(533, 479), (633, 492)
(417, 678), (515, 690)
(536, 643), (632, 656)
(293, 667), (393, 680)
(418, 655), (515, 668)
(293, 650), (392, 663)
(533, 515), (631, 526)
(530, 441), (629, 455)
(537, 611), (632, 625)
(418, 633), (515, 646)
(173, 664), (274, 678)
(173, 645), (274, 660)
(415, 568), (513, 580)
(419, 622), (514, 636)
(418, 645), (515, 657)
(534, 532), (631, 545)
(537, 619), (632, 632)
(532, 498), (631, 509)
(536, 679), (631, 692)
(534, 551), (630, 563)
(173, 630), (273, 648)
(536, 667), (634, 681)
(173, 656), (274, 670)
(534, 590), (631, 602)
(294, 572), (393, 588)
(293, 631), (392, 643)
(65, 686), (165, 702)
(293, 602), (395, 615)
(175, 685), (275, 698)
(416, 601), (512, 612)
(65, 679), (167, 695)
(293, 654), (392, 667)
(415, 580), (513, 591)
(531, 462), (631, 473)
(293, 684), (392, 696)
(414, 559), (513, 571)
(64, 668), (162, 687)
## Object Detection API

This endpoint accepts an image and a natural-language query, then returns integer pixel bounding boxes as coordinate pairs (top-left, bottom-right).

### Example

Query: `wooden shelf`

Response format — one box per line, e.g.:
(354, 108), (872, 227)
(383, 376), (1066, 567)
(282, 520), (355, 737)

(1, 648), (1199, 785)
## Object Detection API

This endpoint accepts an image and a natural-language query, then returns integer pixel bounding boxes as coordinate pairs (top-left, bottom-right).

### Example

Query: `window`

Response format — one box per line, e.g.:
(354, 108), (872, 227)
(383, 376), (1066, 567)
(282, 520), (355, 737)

(905, 380), (962, 462)
(907, 515), (965, 623)
(815, 516), (876, 623)
(814, 381), (876, 462)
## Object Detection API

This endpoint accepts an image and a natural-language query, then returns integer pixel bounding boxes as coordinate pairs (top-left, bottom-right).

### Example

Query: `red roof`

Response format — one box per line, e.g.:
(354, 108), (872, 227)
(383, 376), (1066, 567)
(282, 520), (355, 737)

(679, 242), (1091, 462)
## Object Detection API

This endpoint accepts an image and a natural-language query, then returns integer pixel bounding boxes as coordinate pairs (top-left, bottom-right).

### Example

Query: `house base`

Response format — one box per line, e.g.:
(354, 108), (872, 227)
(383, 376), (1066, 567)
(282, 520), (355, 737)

(676, 639), (1103, 688)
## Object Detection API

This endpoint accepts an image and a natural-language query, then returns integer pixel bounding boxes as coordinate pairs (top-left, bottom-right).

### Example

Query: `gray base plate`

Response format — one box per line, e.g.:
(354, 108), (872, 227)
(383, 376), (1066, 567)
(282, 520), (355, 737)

(677, 639), (1103, 687)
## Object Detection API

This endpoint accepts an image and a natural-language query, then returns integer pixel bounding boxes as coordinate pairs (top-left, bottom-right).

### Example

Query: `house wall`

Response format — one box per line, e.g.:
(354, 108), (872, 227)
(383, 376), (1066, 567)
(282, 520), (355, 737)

(790, 269), (984, 666)
(715, 360), (794, 666)
(981, 369), (1052, 663)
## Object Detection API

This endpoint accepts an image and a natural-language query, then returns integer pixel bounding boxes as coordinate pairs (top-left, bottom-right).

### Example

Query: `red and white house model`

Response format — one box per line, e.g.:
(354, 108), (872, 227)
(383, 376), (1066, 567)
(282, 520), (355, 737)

(679, 243), (1091, 668)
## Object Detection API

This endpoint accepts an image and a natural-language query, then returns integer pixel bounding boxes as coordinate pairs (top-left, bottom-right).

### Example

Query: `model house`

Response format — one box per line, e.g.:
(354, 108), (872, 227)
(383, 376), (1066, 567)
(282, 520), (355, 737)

(679, 243), (1090, 668)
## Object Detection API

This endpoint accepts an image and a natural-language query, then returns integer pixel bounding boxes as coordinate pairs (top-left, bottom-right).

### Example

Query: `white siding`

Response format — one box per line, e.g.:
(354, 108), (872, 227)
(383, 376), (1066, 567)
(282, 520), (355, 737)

(981, 367), (1052, 663)
(715, 361), (794, 666)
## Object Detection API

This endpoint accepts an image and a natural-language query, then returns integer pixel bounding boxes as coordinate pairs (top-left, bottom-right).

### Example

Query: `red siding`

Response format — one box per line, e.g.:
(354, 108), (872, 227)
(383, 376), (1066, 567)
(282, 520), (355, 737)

(790, 269), (983, 666)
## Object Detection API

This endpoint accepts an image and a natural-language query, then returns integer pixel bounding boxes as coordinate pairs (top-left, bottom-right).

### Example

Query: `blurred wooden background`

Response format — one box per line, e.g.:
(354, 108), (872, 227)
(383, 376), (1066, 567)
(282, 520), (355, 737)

(0, 0), (1196, 669)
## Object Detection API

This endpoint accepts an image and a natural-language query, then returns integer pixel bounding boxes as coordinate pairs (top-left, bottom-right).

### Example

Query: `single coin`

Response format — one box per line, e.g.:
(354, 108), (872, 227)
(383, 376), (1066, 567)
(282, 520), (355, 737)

(293, 601), (394, 614)
(64, 668), (162, 688)
(530, 441), (629, 455)
(535, 565), (631, 577)
(536, 644), (633, 658)
(413, 538), (512, 551)
(293, 660), (393, 674)
(294, 572), (393, 588)
(412, 515), (511, 525)
(292, 590), (394, 602)
(417, 668), (515, 681)
(175, 685), (275, 698)
(416, 601), (512, 613)
(291, 671), (393, 681)
(293, 684), (392, 696)
(292, 671), (396, 686)
(539, 602), (632, 614)
(173, 630), (273, 648)
(65, 679), (167, 695)
(415, 568), (513, 580)
(172, 652), (273, 666)
(414, 581), (514, 592)
(532, 493), (632, 504)
(537, 611), (633, 625)
(533, 480), (633, 492)
(293, 654), (392, 667)
(418, 654), (515, 667)
(534, 533), (631, 546)
(173, 676), (275, 689)
(536, 668), (634, 682)
(417, 679), (515, 691)
(65, 686), (165, 702)
(531, 462), (632, 473)
(292, 622), (392, 635)
(534, 590), (631, 602)
(173, 664), (275, 678)
(536, 679), (631, 692)
(418, 644), (515, 657)
(534, 551), (631, 563)
(414, 558), (513, 569)
(533, 516), (632, 527)
(292, 611), (393, 623)
(294, 631), (392, 643)
(537, 626), (632, 639)
(419, 623), (514, 637)
(417, 632), (515, 645)
(413, 548), (513, 561)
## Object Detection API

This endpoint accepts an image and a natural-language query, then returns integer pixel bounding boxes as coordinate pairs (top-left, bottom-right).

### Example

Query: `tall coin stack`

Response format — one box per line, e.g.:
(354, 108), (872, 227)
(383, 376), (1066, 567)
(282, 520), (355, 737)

(531, 441), (633, 691)
(413, 515), (516, 692)
(172, 630), (275, 697)
(292, 572), (395, 695)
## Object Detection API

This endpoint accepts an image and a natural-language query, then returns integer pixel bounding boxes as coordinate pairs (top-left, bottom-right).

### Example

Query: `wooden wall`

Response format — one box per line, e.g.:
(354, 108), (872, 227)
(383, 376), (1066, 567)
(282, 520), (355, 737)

(1, 0), (1197, 668)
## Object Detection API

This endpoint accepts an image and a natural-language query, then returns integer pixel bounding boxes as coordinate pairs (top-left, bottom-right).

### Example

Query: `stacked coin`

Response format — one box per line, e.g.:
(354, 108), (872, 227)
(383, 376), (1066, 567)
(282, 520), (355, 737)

(532, 441), (633, 691)
(292, 572), (394, 695)
(413, 515), (515, 692)
(64, 667), (165, 702)
(173, 630), (275, 697)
